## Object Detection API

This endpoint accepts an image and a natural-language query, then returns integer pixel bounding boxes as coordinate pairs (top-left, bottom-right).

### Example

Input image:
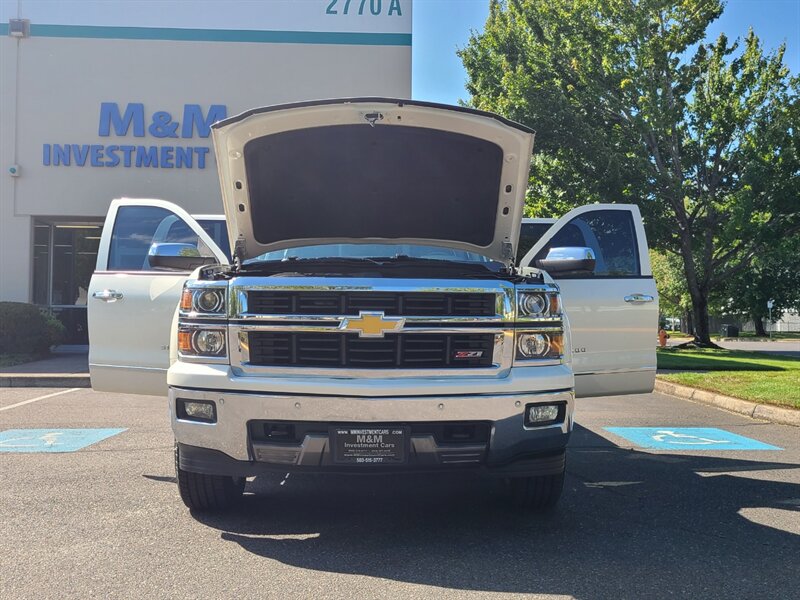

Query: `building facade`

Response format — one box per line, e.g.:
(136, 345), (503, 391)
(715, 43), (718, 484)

(0, 0), (412, 341)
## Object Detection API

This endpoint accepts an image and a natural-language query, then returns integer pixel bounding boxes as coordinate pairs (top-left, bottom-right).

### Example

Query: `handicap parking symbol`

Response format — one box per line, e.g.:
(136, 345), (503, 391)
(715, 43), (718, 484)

(604, 427), (781, 451)
(0, 428), (126, 453)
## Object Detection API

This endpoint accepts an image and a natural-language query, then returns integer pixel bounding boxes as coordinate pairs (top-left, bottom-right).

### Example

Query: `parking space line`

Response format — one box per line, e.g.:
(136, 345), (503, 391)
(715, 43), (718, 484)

(0, 388), (80, 412)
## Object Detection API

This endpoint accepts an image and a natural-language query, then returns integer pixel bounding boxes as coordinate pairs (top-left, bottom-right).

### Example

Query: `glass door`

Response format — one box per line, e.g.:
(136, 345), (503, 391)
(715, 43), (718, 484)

(32, 220), (103, 344)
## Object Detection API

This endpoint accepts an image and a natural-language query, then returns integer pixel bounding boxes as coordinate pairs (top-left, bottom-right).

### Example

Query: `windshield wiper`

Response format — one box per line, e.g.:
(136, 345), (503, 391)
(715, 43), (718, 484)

(278, 256), (385, 266)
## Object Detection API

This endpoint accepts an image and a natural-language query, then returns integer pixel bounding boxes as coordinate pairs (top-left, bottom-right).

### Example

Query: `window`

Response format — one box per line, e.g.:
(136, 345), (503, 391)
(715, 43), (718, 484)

(516, 222), (553, 263)
(534, 210), (640, 277)
(107, 206), (208, 271)
(246, 244), (494, 264)
(31, 219), (103, 344)
(197, 219), (231, 261)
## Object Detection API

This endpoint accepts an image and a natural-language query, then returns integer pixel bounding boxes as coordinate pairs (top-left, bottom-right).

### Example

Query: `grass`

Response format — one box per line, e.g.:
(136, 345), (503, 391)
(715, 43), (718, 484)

(0, 353), (38, 368)
(665, 331), (693, 339)
(657, 347), (800, 409)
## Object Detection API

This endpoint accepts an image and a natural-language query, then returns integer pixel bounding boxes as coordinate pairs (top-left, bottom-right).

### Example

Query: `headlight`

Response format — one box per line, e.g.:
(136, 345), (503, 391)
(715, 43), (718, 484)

(519, 293), (547, 316)
(516, 332), (563, 360)
(196, 289), (224, 312)
(517, 291), (561, 318)
(180, 287), (226, 315)
(518, 332), (550, 357)
(178, 327), (227, 357)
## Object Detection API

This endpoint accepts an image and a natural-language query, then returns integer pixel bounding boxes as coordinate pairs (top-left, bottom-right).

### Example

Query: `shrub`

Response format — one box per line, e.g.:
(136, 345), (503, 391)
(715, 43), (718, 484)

(0, 302), (65, 356)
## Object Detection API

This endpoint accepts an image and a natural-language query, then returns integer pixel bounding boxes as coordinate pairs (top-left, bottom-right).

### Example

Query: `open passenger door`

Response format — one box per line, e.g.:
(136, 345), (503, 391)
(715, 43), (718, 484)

(520, 204), (658, 398)
(88, 199), (227, 396)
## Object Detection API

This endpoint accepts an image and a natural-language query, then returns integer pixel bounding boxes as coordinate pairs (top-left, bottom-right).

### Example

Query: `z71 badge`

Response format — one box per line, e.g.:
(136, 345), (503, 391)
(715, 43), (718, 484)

(454, 351), (484, 359)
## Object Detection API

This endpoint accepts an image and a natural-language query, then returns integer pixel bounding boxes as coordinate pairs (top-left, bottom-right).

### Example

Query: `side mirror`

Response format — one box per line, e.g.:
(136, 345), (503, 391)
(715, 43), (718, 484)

(534, 247), (596, 274)
(148, 243), (217, 271)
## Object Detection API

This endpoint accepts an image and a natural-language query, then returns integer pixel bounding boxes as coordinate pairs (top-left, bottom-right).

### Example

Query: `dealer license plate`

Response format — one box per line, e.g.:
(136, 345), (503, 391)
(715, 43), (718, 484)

(330, 426), (409, 465)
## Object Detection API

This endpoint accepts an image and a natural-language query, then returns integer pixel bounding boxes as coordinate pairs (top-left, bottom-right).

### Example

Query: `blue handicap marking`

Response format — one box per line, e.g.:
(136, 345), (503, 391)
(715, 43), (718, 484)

(604, 427), (781, 451)
(0, 428), (126, 453)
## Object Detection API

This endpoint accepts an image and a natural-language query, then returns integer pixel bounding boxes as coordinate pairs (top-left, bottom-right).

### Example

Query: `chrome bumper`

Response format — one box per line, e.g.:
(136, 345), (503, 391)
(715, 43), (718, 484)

(169, 386), (574, 467)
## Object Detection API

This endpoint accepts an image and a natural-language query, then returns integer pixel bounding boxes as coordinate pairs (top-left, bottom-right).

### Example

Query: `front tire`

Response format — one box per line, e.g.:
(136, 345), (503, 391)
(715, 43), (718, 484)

(509, 467), (565, 511)
(175, 445), (244, 511)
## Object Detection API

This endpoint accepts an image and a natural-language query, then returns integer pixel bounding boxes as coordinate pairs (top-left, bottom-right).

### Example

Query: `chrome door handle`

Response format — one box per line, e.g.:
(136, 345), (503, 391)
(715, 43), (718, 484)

(92, 289), (123, 302)
(624, 294), (654, 303)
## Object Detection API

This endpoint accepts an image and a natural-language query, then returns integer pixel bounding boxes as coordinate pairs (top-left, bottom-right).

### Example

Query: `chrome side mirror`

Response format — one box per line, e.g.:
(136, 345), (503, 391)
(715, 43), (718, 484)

(534, 247), (596, 274)
(148, 243), (216, 271)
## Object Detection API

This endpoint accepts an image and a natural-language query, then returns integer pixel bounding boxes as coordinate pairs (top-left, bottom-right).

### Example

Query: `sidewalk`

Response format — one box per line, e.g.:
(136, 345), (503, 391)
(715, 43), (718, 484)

(665, 337), (800, 357)
(0, 348), (90, 388)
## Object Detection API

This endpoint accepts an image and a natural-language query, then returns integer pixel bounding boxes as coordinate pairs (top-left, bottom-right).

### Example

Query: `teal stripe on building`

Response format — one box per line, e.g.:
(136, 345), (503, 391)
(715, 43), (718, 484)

(0, 23), (411, 46)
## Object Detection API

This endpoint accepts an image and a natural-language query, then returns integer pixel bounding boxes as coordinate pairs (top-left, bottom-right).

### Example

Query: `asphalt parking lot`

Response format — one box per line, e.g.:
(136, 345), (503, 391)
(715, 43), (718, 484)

(1, 387), (798, 600)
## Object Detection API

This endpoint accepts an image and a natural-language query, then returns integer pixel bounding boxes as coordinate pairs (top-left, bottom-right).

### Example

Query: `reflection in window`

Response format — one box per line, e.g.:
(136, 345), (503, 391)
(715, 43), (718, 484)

(535, 210), (639, 277)
(32, 223), (51, 305)
(198, 219), (231, 261)
(516, 222), (553, 263)
(108, 206), (209, 271)
(31, 220), (103, 344)
(247, 244), (493, 264)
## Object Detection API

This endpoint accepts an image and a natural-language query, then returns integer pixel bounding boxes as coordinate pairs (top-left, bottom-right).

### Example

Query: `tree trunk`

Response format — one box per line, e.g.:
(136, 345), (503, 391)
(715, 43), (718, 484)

(676, 230), (716, 347)
(690, 294), (714, 345)
(683, 310), (693, 334)
(753, 316), (767, 337)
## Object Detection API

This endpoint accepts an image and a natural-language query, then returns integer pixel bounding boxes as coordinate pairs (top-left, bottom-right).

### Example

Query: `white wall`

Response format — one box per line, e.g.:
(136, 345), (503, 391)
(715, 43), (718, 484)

(0, 0), (412, 302)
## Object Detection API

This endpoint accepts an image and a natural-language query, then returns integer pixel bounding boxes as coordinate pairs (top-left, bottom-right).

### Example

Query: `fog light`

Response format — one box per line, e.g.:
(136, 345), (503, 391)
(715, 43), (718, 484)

(525, 403), (563, 426)
(178, 400), (216, 422)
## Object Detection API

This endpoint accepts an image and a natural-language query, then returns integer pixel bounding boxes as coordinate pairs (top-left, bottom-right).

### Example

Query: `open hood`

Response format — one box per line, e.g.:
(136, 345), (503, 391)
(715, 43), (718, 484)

(212, 99), (534, 265)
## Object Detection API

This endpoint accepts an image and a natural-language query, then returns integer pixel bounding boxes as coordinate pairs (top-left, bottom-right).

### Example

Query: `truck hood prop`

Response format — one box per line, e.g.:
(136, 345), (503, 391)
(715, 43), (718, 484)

(212, 99), (534, 265)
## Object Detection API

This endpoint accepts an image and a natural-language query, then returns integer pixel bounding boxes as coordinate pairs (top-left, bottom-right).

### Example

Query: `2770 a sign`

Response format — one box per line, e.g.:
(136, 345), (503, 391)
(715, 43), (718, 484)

(326, 0), (403, 16)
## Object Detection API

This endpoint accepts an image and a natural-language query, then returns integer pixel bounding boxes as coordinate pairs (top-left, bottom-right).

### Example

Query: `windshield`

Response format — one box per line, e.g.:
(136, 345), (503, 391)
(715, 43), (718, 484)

(197, 219), (231, 261)
(517, 222), (553, 263)
(245, 244), (495, 264)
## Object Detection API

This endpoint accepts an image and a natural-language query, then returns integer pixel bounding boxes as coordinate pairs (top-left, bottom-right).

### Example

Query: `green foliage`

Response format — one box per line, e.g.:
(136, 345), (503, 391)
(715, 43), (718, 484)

(718, 236), (800, 324)
(460, 0), (800, 343)
(0, 302), (65, 356)
(649, 249), (690, 317)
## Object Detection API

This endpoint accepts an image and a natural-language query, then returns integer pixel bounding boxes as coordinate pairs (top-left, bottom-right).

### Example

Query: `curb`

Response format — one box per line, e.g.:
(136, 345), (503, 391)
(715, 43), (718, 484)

(654, 379), (800, 427)
(0, 374), (91, 388)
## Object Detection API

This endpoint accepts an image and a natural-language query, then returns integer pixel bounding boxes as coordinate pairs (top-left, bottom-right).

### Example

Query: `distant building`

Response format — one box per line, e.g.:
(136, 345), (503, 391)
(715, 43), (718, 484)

(0, 0), (412, 342)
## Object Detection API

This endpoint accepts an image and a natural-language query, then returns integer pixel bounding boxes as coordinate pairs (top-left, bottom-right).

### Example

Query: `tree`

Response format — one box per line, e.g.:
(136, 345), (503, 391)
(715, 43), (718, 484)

(460, 0), (800, 345)
(719, 236), (800, 336)
(649, 249), (691, 329)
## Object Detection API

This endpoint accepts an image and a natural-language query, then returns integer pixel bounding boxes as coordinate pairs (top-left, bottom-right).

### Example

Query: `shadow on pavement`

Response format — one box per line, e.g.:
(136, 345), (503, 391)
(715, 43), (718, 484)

(193, 424), (800, 598)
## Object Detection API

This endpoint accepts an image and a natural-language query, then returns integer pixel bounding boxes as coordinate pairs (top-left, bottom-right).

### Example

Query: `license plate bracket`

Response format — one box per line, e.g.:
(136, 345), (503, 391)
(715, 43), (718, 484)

(330, 426), (409, 465)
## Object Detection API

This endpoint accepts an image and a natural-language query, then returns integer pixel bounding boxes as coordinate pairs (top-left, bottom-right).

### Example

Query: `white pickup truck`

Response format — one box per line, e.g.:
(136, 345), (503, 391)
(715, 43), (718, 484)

(87, 99), (658, 512)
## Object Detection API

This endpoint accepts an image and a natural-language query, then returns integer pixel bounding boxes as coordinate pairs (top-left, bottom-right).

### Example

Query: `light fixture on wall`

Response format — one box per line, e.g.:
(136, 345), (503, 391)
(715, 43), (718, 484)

(8, 19), (30, 38)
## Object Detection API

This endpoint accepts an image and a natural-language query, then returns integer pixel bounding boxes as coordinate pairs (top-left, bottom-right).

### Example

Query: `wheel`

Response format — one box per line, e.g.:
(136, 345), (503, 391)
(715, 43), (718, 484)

(509, 468), (565, 511)
(174, 445), (245, 511)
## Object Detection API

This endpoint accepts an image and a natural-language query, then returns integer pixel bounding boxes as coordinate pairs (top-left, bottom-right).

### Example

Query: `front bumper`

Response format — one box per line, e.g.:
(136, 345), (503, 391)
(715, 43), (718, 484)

(169, 385), (573, 476)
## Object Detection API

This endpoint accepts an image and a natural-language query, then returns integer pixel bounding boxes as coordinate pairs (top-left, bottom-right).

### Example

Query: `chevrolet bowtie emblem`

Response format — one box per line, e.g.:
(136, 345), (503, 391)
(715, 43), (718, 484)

(339, 311), (405, 338)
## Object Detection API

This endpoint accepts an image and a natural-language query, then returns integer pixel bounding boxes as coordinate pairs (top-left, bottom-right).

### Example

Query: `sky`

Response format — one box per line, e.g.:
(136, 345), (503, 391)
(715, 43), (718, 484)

(412, 0), (800, 104)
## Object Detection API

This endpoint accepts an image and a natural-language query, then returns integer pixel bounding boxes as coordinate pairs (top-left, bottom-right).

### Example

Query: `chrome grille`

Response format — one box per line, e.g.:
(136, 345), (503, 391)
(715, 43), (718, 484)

(248, 332), (495, 369)
(247, 291), (496, 317)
